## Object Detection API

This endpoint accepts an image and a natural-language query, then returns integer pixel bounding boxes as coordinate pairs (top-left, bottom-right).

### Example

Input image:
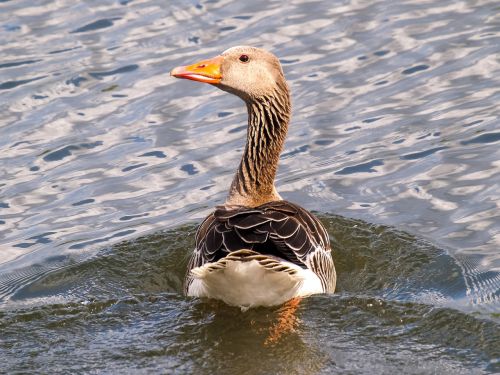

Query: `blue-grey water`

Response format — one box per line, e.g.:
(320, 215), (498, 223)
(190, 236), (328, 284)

(1, 0), (499, 373)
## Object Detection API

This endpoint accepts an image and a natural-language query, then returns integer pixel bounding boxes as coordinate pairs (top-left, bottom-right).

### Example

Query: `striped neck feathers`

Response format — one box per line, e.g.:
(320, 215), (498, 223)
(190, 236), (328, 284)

(226, 84), (291, 207)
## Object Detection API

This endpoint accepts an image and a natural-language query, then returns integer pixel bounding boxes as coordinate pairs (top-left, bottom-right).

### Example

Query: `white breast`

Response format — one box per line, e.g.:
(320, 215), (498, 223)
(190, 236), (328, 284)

(187, 256), (323, 310)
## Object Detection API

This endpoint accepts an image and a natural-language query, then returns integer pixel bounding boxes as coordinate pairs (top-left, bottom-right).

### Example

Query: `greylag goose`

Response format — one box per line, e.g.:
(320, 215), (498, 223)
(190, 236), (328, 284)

(171, 46), (336, 309)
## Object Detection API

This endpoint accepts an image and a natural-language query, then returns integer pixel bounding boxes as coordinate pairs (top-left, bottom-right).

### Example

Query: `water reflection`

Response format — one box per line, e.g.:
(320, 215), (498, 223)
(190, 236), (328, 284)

(177, 301), (325, 375)
(0, 217), (498, 372)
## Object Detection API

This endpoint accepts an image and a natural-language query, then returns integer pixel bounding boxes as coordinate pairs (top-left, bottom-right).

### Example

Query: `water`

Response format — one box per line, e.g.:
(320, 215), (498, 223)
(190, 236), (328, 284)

(0, 0), (499, 373)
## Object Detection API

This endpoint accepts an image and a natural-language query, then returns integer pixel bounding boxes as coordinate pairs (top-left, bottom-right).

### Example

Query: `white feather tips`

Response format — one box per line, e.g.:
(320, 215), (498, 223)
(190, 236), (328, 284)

(187, 251), (323, 309)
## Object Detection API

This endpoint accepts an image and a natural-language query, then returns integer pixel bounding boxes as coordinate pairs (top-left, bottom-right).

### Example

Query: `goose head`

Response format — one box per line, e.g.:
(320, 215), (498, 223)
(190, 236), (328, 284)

(171, 46), (288, 102)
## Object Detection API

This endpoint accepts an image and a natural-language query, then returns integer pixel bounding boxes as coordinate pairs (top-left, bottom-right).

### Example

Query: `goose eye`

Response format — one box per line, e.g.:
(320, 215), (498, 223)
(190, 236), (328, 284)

(239, 54), (249, 63)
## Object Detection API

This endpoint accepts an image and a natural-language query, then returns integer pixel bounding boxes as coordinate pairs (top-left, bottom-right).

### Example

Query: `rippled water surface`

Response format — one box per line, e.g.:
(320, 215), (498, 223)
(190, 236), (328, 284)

(1, 0), (499, 373)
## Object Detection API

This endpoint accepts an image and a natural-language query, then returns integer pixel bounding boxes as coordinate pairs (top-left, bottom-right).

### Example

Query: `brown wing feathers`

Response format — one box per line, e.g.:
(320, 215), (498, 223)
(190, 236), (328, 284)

(189, 201), (331, 271)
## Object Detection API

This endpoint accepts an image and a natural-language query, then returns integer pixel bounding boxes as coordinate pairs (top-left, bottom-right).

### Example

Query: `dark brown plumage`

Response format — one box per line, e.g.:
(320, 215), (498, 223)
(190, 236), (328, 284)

(186, 200), (335, 293)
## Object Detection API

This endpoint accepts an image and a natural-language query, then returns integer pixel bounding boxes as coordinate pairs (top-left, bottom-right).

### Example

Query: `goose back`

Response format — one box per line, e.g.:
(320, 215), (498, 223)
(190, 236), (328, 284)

(185, 200), (335, 293)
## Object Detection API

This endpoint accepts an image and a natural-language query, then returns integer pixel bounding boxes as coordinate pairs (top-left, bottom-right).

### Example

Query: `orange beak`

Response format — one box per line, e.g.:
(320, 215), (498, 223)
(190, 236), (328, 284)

(170, 55), (223, 84)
